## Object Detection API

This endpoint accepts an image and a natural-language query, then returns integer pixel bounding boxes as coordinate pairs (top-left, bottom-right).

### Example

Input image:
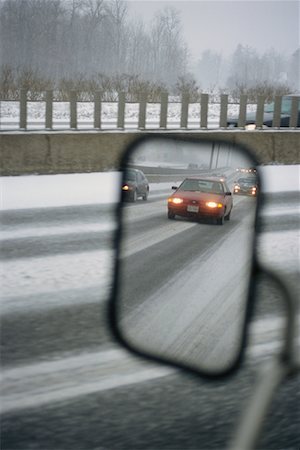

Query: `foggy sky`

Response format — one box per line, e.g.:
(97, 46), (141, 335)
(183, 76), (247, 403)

(127, 0), (300, 60)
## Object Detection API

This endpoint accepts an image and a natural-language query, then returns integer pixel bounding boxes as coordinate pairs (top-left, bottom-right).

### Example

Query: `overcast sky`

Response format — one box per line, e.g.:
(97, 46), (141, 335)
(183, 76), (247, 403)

(127, 0), (300, 60)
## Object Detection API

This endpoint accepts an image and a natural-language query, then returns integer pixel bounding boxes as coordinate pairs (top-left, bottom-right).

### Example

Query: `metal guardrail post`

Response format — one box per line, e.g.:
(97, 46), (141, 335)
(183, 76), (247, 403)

(70, 90), (77, 129)
(20, 89), (27, 129)
(255, 96), (265, 128)
(94, 91), (102, 129)
(289, 96), (299, 128)
(272, 96), (282, 128)
(238, 95), (247, 128)
(209, 142), (215, 169)
(117, 92), (125, 129)
(200, 93), (208, 128)
(215, 143), (220, 168)
(180, 93), (189, 128)
(45, 90), (53, 129)
(138, 92), (147, 129)
(160, 92), (168, 128)
(219, 94), (228, 128)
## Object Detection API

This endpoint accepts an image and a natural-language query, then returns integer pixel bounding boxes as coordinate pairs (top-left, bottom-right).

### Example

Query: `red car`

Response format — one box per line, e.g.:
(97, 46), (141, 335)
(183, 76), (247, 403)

(167, 177), (233, 225)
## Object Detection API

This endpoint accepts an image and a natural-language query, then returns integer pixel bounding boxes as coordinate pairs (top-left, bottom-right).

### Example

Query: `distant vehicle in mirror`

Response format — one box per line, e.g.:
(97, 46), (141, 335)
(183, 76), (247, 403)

(215, 175), (227, 182)
(187, 163), (199, 169)
(233, 177), (259, 196)
(236, 167), (257, 174)
(122, 168), (149, 202)
(168, 177), (232, 225)
(211, 172), (227, 182)
(227, 94), (300, 128)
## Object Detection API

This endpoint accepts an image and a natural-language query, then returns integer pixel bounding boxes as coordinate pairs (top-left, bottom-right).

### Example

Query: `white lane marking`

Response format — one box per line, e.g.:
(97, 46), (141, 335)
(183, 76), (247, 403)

(2, 348), (129, 379)
(249, 316), (286, 334)
(0, 221), (116, 241)
(260, 206), (299, 217)
(0, 283), (110, 316)
(1, 367), (173, 414)
(1, 347), (173, 414)
(247, 338), (300, 361)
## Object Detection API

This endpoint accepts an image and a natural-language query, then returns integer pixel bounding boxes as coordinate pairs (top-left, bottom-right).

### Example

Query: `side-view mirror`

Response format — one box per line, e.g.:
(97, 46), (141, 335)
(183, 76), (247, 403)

(171, 186), (178, 190)
(226, 191), (232, 196)
(109, 135), (260, 378)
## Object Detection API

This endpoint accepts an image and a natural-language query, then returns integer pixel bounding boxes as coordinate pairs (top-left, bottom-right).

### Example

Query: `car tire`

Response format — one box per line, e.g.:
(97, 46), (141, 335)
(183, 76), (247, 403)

(168, 210), (175, 220)
(217, 214), (225, 225)
(142, 190), (149, 201)
(225, 208), (231, 221)
(131, 190), (137, 202)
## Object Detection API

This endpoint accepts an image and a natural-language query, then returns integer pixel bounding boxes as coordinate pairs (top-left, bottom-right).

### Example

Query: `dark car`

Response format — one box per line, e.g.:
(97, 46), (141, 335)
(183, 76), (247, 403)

(122, 168), (149, 202)
(167, 177), (233, 225)
(233, 177), (258, 196)
(227, 94), (300, 128)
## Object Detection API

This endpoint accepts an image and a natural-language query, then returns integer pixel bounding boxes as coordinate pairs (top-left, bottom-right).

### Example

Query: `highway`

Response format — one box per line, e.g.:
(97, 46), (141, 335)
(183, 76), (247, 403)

(1, 183), (299, 449)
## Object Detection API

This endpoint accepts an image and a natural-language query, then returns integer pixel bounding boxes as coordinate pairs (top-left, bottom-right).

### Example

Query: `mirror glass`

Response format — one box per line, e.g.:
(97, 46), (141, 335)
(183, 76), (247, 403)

(116, 137), (258, 373)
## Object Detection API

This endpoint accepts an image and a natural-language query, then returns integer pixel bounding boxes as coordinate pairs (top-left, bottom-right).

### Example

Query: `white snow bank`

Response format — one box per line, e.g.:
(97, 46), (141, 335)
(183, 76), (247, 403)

(259, 165), (299, 192)
(0, 172), (121, 210)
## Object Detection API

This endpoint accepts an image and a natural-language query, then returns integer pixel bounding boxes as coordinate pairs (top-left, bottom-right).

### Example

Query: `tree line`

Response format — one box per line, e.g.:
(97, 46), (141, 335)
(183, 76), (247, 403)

(0, 0), (298, 101)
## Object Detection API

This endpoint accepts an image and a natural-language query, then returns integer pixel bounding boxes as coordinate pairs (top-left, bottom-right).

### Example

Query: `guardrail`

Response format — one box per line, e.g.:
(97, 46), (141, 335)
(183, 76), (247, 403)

(0, 90), (299, 131)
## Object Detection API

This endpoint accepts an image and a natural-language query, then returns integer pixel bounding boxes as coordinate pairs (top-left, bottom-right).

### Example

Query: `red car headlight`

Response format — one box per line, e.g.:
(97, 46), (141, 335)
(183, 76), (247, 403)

(168, 197), (183, 204)
(206, 201), (223, 208)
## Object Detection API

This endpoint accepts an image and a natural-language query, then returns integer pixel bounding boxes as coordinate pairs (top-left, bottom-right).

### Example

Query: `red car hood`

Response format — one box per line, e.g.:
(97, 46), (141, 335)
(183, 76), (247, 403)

(172, 191), (225, 202)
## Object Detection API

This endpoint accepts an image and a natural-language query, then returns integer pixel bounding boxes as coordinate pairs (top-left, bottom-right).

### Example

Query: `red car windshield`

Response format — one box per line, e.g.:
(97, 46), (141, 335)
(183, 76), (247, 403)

(179, 179), (224, 194)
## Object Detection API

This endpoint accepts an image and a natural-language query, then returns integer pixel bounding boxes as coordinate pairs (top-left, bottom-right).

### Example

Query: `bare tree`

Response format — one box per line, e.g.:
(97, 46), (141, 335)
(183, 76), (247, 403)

(105, 0), (128, 73)
(196, 50), (223, 91)
(149, 6), (188, 85)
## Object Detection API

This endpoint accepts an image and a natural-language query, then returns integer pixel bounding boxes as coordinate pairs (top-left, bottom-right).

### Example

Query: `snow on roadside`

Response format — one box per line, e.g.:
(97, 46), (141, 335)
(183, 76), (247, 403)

(258, 165), (299, 193)
(0, 101), (245, 123)
(0, 172), (121, 210)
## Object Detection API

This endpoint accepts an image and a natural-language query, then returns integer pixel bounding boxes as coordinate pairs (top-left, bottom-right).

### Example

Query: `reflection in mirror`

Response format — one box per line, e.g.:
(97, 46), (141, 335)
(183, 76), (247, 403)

(117, 138), (258, 373)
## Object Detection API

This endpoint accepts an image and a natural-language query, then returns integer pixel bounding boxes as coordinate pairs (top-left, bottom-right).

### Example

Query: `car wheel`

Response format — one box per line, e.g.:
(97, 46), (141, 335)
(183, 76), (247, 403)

(168, 210), (175, 220)
(131, 190), (137, 202)
(225, 208), (231, 221)
(142, 190), (149, 201)
(217, 214), (225, 225)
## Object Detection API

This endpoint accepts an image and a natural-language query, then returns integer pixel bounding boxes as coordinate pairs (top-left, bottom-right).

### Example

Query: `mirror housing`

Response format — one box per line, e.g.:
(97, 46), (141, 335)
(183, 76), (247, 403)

(109, 135), (261, 379)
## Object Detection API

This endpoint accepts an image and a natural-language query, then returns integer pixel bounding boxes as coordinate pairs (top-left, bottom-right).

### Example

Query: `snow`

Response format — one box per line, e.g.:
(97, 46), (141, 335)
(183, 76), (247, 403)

(0, 101), (247, 130)
(0, 172), (121, 210)
(258, 165), (299, 192)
